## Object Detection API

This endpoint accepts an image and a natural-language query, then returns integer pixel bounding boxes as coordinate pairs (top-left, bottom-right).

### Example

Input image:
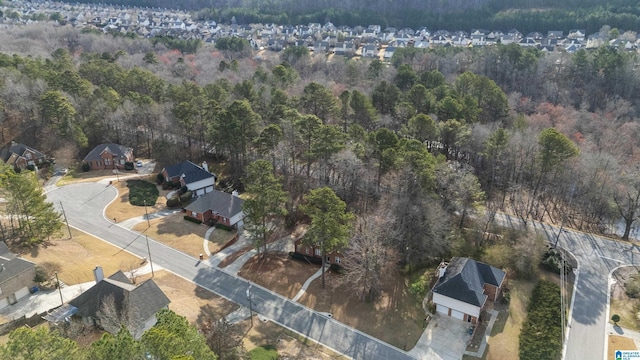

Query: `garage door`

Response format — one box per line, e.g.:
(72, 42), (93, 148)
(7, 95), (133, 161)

(436, 304), (449, 315)
(0, 297), (8, 309)
(15, 287), (29, 300)
(451, 309), (465, 320)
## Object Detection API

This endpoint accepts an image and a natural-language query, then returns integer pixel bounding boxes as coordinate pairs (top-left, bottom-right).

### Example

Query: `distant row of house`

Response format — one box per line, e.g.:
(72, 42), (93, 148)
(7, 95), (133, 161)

(2, 0), (639, 54)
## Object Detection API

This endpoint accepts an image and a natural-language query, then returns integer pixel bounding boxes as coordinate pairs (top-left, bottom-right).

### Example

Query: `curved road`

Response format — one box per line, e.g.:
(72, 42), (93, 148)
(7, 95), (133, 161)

(47, 183), (416, 360)
(497, 215), (640, 360)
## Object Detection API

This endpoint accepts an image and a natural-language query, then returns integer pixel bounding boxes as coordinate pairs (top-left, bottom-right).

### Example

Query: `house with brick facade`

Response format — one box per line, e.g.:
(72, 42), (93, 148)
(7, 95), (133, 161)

(431, 257), (505, 325)
(293, 238), (345, 266)
(1, 142), (48, 170)
(184, 189), (244, 228)
(0, 242), (37, 309)
(82, 143), (134, 171)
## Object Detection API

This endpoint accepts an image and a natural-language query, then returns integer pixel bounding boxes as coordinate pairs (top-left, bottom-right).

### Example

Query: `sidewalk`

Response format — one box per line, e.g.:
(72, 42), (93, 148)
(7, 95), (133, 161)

(608, 323), (640, 343)
(117, 208), (181, 229)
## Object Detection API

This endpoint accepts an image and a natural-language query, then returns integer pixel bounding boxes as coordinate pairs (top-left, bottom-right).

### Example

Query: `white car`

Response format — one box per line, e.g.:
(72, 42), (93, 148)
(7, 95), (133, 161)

(136, 160), (143, 167)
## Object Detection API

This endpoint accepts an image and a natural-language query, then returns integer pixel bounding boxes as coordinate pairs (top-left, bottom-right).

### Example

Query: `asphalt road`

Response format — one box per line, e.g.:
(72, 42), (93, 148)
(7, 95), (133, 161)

(47, 183), (415, 360)
(496, 214), (640, 360)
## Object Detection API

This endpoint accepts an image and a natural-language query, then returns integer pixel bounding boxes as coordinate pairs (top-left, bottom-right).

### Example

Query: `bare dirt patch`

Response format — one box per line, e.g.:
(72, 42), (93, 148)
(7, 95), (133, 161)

(105, 177), (170, 222)
(608, 335), (637, 360)
(239, 252), (320, 299)
(20, 228), (141, 285)
(296, 265), (424, 350)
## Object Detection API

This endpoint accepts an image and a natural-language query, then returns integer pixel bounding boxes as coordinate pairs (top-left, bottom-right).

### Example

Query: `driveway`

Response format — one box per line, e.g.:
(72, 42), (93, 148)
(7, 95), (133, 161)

(46, 183), (417, 360)
(409, 314), (471, 360)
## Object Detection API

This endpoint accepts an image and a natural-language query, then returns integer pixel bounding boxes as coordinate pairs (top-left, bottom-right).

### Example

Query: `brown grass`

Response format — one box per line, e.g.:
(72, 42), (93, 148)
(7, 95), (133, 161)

(485, 279), (534, 360)
(104, 177), (171, 222)
(208, 228), (237, 253)
(610, 299), (640, 330)
(239, 253), (320, 298)
(132, 213), (210, 259)
(20, 228), (141, 285)
(608, 335), (637, 360)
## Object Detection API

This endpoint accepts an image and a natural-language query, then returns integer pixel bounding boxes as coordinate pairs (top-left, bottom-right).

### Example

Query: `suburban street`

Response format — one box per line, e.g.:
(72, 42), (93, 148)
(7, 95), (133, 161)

(496, 214), (640, 360)
(46, 182), (415, 360)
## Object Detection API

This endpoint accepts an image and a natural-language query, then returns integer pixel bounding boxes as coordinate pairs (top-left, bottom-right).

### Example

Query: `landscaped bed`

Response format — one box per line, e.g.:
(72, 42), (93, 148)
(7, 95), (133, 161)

(127, 179), (159, 206)
(105, 176), (170, 222)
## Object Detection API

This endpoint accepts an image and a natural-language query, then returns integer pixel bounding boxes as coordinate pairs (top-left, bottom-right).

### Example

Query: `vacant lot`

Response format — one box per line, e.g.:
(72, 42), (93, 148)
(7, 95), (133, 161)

(239, 252), (423, 350)
(610, 267), (640, 331)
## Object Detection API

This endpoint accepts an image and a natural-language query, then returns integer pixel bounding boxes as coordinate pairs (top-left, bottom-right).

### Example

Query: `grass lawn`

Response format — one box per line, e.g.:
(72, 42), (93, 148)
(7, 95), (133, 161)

(608, 335), (637, 360)
(239, 253), (321, 298)
(56, 168), (137, 186)
(248, 345), (278, 360)
(105, 177), (171, 223)
(132, 213), (212, 259)
(484, 279), (535, 360)
(127, 179), (159, 206)
(20, 228), (141, 285)
(610, 298), (640, 331)
(209, 228), (237, 253)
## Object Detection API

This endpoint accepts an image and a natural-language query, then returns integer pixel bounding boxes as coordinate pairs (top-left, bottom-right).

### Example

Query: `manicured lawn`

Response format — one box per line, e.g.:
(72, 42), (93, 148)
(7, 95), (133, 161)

(127, 179), (159, 206)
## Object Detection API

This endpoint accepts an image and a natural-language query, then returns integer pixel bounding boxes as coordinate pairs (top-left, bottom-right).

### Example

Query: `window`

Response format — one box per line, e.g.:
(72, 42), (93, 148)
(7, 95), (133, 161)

(335, 256), (341, 264)
(314, 249), (321, 256)
(305, 248), (309, 254)
(104, 158), (110, 165)
(192, 211), (198, 217)
(25, 153), (32, 159)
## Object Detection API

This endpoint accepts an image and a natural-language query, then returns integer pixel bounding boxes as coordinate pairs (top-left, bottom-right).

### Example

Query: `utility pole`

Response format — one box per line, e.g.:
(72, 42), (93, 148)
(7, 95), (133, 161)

(145, 235), (155, 277)
(59, 202), (72, 239)
(54, 271), (64, 305)
(143, 200), (151, 228)
(246, 284), (253, 327)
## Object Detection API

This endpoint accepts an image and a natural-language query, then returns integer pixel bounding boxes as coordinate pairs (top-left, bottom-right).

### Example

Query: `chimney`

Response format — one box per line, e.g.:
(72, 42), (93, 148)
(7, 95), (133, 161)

(438, 267), (446, 278)
(232, 190), (239, 197)
(202, 161), (209, 172)
(93, 266), (104, 283)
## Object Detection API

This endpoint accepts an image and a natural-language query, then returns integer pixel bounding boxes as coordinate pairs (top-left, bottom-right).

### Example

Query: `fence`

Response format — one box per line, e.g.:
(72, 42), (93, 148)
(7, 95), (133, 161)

(0, 311), (48, 336)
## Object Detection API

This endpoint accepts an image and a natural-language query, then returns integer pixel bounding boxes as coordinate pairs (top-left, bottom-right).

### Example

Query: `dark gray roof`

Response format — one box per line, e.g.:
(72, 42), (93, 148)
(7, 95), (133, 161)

(163, 161), (215, 184)
(0, 258), (34, 284)
(2, 143), (46, 162)
(185, 190), (244, 220)
(432, 257), (505, 307)
(82, 143), (132, 162)
(69, 271), (170, 330)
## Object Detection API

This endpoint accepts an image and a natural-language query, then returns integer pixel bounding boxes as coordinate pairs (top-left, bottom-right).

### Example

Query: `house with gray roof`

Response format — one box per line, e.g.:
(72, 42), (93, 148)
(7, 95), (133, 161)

(68, 269), (170, 339)
(184, 189), (245, 228)
(431, 257), (505, 325)
(0, 242), (36, 309)
(1, 142), (48, 170)
(82, 143), (133, 171)
(161, 160), (216, 197)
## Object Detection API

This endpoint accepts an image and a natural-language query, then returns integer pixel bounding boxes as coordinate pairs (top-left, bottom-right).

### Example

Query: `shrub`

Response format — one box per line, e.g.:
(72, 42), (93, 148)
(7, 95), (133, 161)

(124, 161), (134, 170)
(288, 251), (322, 265)
(184, 215), (202, 224)
(541, 247), (572, 275)
(501, 288), (511, 304)
(612, 314), (621, 324)
(215, 223), (233, 231)
(519, 280), (562, 360)
(626, 274), (640, 298)
(330, 263), (345, 274)
(127, 179), (160, 206)
(179, 185), (188, 194)
(179, 191), (193, 204)
(166, 197), (180, 208)
(81, 163), (90, 172)
(156, 173), (164, 184)
(26, 164), (36, 171)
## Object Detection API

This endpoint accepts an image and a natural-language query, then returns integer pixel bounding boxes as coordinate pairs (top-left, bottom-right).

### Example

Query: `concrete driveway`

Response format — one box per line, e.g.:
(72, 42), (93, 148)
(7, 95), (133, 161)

(409, 314), (471, 360)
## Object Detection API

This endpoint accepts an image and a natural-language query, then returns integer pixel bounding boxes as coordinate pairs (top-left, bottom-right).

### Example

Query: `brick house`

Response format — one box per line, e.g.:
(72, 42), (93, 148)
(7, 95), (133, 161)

(82, 143), (134, 171)
(431, 257), (505, 325)
(0, 242), (37, 309)
(161, 161), (216, 197)
(1, 142), (48, 170)
(184, 189), (244, 228)
(294, 238), (345, 266)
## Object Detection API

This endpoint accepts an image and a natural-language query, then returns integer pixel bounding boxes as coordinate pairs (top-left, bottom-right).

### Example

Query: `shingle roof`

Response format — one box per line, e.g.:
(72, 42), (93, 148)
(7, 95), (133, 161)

(82, 143), (132, 162)
(0, 242), (34, 284)
(69, 271), (170, 330)
(3, 143), (46, 162)
(184, 189), (244, 220)
(163, 161), (216, 184)
(432, 257), (505, 307)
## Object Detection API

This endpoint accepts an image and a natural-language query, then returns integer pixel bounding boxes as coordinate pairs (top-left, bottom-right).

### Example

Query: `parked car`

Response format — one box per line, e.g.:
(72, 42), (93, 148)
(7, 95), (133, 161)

(136, 160), (143, 167)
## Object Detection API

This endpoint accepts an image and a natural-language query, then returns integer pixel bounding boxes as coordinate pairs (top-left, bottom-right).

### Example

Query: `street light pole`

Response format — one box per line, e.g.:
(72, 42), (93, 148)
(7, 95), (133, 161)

(145, 235), (155, 277)
(54, 271), (63, 306)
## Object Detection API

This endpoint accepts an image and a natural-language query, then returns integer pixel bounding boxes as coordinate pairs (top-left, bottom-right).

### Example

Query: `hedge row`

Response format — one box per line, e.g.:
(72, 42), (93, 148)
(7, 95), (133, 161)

(184, 215), (202, 224)
(214, 223), (233, 231)
(288, 251), (323, 265)
(519, 280), (563, 360)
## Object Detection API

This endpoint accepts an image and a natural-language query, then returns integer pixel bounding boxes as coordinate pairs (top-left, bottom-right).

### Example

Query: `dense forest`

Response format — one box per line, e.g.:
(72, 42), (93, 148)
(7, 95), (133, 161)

(1, 22), (640, 276)
(53, 0), (640, 34)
